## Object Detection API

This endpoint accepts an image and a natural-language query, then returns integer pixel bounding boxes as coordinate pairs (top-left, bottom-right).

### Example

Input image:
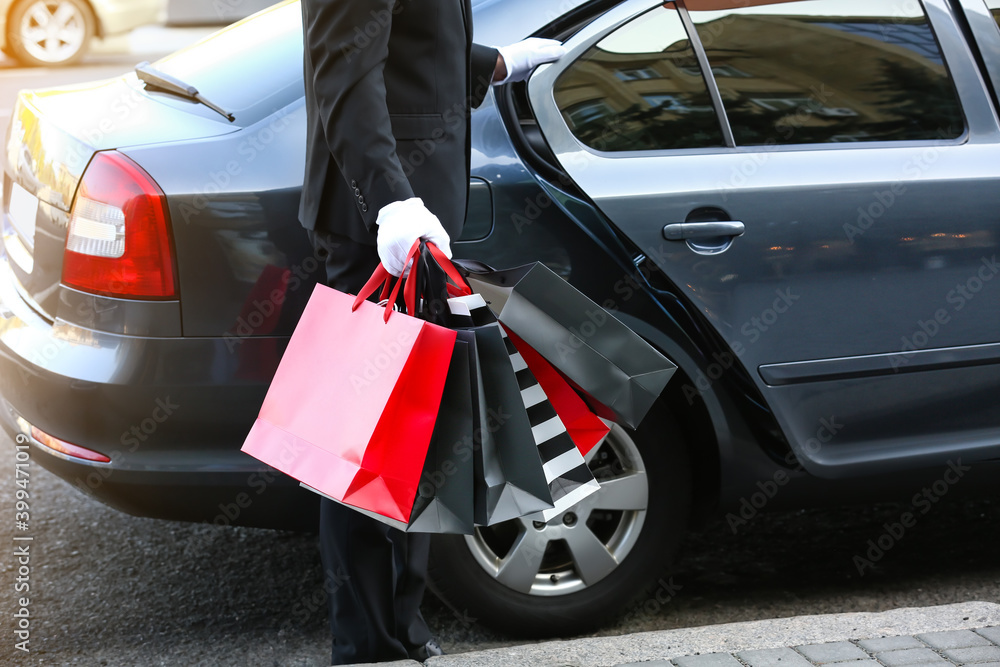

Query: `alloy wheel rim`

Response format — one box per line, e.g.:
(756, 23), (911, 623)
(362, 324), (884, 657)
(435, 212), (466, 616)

(19, 1), (87, 64)
(465, 424), (648, 596)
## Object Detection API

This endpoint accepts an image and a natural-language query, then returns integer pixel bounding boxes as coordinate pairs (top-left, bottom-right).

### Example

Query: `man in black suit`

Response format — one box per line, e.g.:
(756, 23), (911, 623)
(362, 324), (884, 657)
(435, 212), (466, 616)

(298, 0), (565, 663)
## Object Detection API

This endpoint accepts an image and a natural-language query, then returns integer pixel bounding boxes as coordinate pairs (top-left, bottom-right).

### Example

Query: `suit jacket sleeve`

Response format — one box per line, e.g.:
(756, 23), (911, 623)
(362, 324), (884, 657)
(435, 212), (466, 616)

(302, 0), (414, 232)
(471, 43), (500, 110)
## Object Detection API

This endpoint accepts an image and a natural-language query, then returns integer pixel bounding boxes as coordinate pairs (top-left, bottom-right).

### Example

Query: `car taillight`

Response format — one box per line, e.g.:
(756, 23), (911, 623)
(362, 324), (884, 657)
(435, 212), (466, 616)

(62, 151), (177, 299)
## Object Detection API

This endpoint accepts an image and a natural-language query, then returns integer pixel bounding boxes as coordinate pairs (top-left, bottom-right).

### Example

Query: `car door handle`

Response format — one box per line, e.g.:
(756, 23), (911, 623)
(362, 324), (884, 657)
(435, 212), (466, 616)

(662, 221), (745, 241)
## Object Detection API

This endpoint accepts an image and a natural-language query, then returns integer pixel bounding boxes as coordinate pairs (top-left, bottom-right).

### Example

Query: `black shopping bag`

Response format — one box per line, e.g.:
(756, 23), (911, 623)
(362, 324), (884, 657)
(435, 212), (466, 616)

(405, 332), (477, 534)
(466, 262), (677, 429)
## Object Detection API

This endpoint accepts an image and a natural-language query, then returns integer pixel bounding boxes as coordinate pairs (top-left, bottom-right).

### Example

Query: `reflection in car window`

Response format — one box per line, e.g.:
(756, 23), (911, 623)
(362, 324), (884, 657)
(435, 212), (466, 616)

(552, 6), (725, 151)
(688, 0), (965, 145)
(986, 0), (1000, 27)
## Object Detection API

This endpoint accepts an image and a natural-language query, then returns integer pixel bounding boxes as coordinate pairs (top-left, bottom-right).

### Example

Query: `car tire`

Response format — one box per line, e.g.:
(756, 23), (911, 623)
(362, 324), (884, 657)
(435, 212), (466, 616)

(6, 0), (96, 67)
(428, 409), (692, 638)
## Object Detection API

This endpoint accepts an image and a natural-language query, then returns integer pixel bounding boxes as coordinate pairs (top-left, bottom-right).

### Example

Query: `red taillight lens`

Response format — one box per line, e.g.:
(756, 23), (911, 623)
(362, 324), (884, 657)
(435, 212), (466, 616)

(62, 151), (177, 299)
(30, 426), (112, 463)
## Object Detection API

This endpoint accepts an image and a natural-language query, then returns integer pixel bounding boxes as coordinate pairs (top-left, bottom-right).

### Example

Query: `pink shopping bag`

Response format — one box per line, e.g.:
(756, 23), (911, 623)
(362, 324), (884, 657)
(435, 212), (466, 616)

(241, 258), (457, 523)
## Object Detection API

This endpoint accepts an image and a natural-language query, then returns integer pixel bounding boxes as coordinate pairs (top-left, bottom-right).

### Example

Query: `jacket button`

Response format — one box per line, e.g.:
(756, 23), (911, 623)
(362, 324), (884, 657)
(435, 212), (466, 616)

(361, 204), (369, 212)
(351, 179), (357, 188)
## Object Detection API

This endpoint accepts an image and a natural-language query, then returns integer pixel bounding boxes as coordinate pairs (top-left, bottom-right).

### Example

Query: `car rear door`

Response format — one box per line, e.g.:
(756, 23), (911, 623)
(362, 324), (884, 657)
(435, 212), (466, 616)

(528, 0), (1000, 477)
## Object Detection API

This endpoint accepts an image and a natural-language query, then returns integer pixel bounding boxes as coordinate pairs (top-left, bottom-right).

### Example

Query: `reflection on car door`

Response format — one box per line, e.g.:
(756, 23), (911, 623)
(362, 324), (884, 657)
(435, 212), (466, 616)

(530, 0), (1000, 477)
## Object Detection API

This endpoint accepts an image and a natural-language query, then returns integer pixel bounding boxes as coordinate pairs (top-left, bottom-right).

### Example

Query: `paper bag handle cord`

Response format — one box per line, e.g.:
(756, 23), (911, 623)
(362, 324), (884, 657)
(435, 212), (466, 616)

(402, 240), (473, 315)
(352, 241), (423, 322)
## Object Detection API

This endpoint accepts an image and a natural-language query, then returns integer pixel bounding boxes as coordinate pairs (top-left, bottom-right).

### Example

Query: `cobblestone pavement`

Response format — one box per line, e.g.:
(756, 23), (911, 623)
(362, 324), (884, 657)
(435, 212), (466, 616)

(627, 628), (1000, 667)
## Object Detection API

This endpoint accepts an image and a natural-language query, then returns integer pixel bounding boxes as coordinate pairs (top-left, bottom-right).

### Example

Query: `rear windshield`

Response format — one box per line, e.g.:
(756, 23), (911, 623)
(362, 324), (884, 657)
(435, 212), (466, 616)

(152, 0), (304, 125)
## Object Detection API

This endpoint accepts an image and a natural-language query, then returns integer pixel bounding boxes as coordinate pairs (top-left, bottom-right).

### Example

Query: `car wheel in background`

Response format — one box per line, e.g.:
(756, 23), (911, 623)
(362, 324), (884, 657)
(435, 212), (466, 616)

(6, 0), (96, 67)
(428, 410), (692, 637)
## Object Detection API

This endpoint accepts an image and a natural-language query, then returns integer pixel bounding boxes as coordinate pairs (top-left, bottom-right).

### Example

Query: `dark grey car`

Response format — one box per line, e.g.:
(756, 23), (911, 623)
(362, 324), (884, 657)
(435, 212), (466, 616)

(3, 0), (1000, 637)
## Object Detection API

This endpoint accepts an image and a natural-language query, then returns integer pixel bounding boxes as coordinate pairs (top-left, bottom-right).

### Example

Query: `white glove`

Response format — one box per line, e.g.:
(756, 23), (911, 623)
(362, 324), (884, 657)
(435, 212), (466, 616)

(376, 197), (452, 277)
(495, 38), (567, 85)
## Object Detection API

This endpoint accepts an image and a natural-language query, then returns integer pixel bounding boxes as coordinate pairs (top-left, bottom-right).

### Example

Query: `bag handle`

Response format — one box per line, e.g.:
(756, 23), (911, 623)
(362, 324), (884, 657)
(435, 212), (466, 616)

(352, 240), (424, 322)
(403, 241), (473, 315)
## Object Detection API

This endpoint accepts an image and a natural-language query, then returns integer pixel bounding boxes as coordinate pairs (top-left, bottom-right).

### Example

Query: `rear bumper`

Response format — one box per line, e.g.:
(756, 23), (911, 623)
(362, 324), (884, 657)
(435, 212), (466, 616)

(0, 253), (316, 529)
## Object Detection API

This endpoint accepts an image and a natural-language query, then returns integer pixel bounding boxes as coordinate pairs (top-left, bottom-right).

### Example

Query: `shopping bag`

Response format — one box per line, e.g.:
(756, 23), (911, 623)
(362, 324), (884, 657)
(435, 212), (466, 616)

(505, 328), (611, 456)
(241, 258), (457, 525)
(405, 331), (476, 534)
(454, 300), (554, 524)
(466, 262), (677, 429)
(304, 332), (476, 534)
(494, 323), (602, 520)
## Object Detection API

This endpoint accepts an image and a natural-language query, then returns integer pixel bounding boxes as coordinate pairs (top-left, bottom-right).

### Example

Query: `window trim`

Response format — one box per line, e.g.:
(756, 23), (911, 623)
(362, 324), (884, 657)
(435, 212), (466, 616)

(676, 0), (736, 147)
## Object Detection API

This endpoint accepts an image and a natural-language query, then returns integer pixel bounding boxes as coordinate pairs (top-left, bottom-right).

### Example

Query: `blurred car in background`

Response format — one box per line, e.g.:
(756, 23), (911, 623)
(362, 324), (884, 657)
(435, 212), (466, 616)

(165, 0), (274, 26)
(1, 0), (163, 66)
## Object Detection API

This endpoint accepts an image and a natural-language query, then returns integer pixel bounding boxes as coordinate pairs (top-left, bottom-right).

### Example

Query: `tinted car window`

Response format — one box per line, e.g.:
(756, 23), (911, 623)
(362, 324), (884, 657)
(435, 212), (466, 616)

(552, 6), (725, 151)
(688, 0), (965, 145)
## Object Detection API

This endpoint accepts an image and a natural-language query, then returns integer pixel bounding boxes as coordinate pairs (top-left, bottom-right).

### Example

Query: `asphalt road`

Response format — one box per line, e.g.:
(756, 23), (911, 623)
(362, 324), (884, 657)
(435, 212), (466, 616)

(2, 42), (1000, 667)
(2, 428), (999, 666)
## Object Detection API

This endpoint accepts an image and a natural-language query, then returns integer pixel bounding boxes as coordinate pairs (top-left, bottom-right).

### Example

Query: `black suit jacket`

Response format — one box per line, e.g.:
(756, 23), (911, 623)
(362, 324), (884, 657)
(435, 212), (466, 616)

(299, 0), (499, 245)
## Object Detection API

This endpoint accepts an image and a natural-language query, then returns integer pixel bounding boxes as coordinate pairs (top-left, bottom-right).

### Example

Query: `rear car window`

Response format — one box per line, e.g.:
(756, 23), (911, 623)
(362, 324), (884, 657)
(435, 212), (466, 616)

(152, 0), (304, 125)
(552, 5), (726, 151)
(687, 0), (965, 145)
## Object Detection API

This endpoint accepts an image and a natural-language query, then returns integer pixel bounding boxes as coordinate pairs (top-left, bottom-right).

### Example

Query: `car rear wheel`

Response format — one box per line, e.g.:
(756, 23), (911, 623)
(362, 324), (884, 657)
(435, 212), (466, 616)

(428, 411), (692, 637)
(6, 0), (96, 67)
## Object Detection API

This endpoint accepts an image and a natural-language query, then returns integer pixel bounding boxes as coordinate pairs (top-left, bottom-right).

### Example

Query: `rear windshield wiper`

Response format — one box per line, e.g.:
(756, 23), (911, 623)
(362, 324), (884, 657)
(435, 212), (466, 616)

(135, 61), (235, 123)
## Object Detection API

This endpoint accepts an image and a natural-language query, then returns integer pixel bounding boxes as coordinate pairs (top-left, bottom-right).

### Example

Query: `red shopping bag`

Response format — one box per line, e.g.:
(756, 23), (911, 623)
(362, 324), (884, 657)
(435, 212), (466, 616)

(505, 328), (611, 456)
(241, 259), (457, 524)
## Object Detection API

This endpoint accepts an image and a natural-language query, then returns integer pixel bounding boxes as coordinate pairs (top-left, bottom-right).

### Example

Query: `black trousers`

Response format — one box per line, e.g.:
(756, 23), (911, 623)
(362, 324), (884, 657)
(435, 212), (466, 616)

(307, 229), (432, 665)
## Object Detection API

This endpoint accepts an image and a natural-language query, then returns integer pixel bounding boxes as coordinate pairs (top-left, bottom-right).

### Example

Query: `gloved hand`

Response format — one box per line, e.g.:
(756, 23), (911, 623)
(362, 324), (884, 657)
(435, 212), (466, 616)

(376, 197), (452, 277)
(495, 38), (567, 85)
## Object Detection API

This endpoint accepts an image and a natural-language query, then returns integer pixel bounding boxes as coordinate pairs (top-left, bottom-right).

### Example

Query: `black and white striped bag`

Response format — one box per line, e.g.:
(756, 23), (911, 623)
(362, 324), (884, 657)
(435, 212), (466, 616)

(500, 327), (601, 520)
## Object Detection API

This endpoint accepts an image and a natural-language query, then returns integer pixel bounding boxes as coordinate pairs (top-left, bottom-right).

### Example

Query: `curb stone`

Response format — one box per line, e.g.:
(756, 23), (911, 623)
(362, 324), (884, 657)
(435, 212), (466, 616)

(394, 602), (1000, 667)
